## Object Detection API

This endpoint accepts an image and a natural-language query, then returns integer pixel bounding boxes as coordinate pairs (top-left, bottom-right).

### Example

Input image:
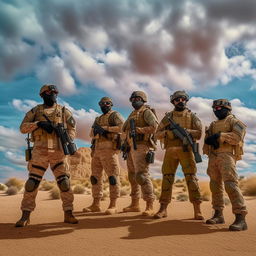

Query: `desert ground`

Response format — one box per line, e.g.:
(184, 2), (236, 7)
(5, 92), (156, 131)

(0, 191), (255, 256)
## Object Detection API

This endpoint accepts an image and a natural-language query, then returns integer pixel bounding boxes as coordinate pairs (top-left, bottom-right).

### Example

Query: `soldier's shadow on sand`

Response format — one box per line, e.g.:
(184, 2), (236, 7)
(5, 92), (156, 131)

(0, 214), (228, 240)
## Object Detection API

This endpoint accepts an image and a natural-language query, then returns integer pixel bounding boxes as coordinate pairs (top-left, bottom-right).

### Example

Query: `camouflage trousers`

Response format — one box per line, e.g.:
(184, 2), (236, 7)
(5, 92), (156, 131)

(207, 152), (247, 215)
(91, 148), (120, 199)
(21, 148), (74, 212)
(160, 146), (201, 204)
(126, 144), (155, 202)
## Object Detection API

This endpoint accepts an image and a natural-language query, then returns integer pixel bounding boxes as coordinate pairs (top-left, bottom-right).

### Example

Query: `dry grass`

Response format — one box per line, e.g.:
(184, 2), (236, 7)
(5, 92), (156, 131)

(40, 180), (55, 191)
(5, 178), (24, 191)
(120, 186), (130, 197)
(0, 183), (7, 191)
(199, 181), (211, 201)
(49, 186), (60, 200)
(6, 186), (18, 195)
(240, 176), (256, 196)
(176, 193), (188, 201)
(73, 184), (85, 194)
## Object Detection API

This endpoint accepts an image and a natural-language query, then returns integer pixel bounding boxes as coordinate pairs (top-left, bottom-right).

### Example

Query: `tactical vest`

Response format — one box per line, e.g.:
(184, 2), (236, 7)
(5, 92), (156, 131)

(31, 104), (65, 150)
(126, 105), (156, 147)
(95, 110), (119, 144)
(163, 109), (194, 148)
(209, 115), (243, 157)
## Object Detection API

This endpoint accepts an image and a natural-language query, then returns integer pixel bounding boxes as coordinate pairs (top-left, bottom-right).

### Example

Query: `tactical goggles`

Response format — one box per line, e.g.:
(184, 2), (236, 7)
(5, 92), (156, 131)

(99, 101), (112, 106)
(173, 96), (187, 102)
(130, 96), (142, 102)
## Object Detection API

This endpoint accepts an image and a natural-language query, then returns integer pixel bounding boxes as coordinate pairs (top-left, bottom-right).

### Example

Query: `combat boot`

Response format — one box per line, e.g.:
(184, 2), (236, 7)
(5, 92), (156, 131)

(206, 210), (225, 224)
(64, 210), (78, 224)
(142, 200), (154, 216)
(193, 202), (204, 220)
(105, 199), (118, 215)
(15, 210), (31, 227)
(83, 198), (102, 213)
(154, 203), (168, 219)
(229, 214), (247, 231)
(123, 198), (141, 212)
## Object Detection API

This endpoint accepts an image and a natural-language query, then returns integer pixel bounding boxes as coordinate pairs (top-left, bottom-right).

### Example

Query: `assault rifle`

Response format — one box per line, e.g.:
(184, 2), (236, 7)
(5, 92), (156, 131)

(92, 122), (108, 138)
(120, 140), (130, 160)
(43, 114), (77, 155)
(167, 116), (202, 163)
(129, 119), (137, 150)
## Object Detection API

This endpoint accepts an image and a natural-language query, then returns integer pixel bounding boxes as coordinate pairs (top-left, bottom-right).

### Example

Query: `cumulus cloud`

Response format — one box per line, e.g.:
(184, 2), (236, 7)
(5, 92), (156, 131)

(1, 0), (256, 100)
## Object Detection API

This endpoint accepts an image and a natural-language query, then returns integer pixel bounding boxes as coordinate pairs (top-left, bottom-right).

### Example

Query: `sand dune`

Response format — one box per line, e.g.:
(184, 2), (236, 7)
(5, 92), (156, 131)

(0, 191), (255, 256)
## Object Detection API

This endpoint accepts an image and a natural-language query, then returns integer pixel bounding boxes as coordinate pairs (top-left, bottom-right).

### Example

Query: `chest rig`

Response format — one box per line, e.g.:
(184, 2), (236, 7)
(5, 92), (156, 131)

(31, 104), (64, 149)
(209, 115), (235, 154)
(95, 110), (117, 142)
(164, 109), (193, 147)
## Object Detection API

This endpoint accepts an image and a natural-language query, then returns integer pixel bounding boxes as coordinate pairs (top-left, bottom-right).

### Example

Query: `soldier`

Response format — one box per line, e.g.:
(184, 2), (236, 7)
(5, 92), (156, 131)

(15, 84), (78, 227)
(83, 97), (124, 215)
(204, 99), (247, 231)
(154, 90), (203, 220)
(122, 91), (158, 216)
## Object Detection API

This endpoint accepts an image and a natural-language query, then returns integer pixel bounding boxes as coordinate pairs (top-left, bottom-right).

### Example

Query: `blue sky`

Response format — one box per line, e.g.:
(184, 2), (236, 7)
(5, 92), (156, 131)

(1, 0), (256, 182)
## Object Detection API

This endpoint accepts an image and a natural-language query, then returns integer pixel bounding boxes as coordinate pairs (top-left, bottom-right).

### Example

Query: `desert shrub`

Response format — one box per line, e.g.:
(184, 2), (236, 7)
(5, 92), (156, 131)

(199, 182), (211, 201)
(175, 183), (185, 188)
(49, 186), (60, 200)
(5, 178), (24, 191)
(120, 186), (130, 197)
(73, 184), (85, 194)
(175, 179), (182, 183)
(154, 188), (161, 200)
(40, 180), (55, 191)
(6, 186), (18, 195)
(101, 190), (108, 201)
(241, 176), (256, 196)
(0, 183), (7, 191)
(176, 193), (188, 201)
(120, 178), (129, 187)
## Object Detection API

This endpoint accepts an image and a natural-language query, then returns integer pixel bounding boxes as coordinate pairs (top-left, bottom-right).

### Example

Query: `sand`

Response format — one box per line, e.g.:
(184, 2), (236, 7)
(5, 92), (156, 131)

(0, 191), (255, 256)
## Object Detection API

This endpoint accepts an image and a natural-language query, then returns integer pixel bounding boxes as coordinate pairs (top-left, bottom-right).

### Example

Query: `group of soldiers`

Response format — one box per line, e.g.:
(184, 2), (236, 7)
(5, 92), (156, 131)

(15, 84), (248, 232)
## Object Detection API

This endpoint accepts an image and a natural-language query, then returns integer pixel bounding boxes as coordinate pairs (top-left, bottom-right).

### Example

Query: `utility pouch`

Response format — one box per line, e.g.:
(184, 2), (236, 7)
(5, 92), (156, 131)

(25, 148), (32, 161)
(145, 150), (155, 164)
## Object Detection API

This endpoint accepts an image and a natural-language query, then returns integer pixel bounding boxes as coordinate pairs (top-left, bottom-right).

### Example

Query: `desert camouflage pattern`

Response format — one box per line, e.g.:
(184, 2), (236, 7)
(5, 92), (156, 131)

(21, 148), (74, 211)
(123, 105), (157, 202)
(155, 109), (202, 204)
(90, 110), (124, 199)
(20, 103), (76, 211)
(205, 114), (247, 215)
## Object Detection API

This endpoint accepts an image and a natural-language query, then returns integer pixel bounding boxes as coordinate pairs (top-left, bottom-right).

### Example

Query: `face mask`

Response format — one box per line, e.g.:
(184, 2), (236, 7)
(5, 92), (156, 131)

(42, 93), (57, 107)
(214, 108), (229, 120)
(132, 100), (144, 110)
(175, 102), (186, 111)
(100, 106), (111, 114)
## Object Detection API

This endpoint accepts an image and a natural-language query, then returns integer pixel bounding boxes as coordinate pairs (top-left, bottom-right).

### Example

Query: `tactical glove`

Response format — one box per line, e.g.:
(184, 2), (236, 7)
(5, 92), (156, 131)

(205, 133), (220, 149)
(37, 121), (54, 134)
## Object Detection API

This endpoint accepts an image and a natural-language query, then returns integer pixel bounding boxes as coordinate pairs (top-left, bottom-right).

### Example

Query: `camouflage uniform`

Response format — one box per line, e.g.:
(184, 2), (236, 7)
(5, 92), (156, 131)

(90, 110), (124, 201)
(15, 84), (78, 227)
(20, 103), (76, 212)
(123, 103), (158, 212)
(204, 114), (247, 216)
(156, 109), (202, 205)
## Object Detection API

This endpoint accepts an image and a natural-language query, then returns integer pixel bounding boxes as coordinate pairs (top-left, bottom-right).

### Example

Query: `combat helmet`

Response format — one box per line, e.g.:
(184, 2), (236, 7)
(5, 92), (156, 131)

(170, 90), (189, 103)
(98, 96), (113, 106)
(129, 91), (147, 102)
(39, 84), (58, 96)
(212, 99), (232, 110)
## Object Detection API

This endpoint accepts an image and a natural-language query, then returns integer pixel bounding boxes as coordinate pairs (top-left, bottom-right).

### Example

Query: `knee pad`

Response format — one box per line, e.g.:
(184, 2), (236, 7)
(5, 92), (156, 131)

(185, 174), (199, 191)
(128, 172), (135, 183)
(90, 175), (98, 185)
(135, 172), (147, 185)
(57, 175), (70, 192)
(109, 176), (117, 185)
(224, 181), (237, 194)
(162, 174), (174, 190)
(25, 178), (41, 192)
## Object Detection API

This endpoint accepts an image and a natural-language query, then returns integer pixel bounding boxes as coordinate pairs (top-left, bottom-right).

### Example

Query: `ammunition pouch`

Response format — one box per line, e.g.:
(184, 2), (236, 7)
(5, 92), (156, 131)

(25, 148), (33, 161)
(145, 150), (155, 164)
